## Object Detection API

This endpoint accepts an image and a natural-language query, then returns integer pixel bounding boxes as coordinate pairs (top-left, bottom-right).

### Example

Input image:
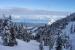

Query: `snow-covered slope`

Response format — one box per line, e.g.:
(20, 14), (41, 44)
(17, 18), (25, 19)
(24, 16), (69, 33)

(62, 22), (75, 50)
(0, 37), (40, 50)
(48, 19), (55, 25)
(62, 22), (75, 35)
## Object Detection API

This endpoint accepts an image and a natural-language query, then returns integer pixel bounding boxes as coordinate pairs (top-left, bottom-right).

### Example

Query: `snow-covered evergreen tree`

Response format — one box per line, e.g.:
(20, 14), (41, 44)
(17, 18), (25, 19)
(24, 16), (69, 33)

(56, 36), (62, 50)
(2, 15), (17, 46)
(39, 41), (43, 50)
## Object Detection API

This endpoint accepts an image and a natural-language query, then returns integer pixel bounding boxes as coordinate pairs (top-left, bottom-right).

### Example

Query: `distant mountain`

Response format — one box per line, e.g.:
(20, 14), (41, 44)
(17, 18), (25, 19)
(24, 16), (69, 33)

(34, 12), (75, 34)
(14, 22), (46, 27)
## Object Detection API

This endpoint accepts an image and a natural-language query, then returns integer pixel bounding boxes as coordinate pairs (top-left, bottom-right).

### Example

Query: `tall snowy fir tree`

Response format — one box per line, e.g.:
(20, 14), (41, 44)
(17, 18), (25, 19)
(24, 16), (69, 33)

(2, 15), (17, 46)
(56, 36), (62, 50)
(56, 29), (62, 50)
(39, 41), (43, 50)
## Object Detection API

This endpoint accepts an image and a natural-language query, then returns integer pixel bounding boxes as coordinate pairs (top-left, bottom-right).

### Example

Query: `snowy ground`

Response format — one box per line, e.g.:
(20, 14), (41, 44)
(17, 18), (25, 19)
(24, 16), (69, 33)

(70, 34), (75, 50)
(0, 37), (49, 50)
(0, 37), (40, 50)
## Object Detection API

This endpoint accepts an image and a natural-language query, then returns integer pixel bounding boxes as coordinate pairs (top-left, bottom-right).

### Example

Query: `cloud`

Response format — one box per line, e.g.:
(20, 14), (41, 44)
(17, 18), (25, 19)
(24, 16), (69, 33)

(0, 8), (70, 23)
(0, 7), (70, 15)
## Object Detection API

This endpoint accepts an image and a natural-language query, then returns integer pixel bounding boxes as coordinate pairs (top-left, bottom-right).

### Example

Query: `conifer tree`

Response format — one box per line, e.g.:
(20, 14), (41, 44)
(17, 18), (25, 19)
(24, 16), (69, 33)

(2, 15), (17, 46)
(39, 41), (43, 50)
(56, 36), (62, 50)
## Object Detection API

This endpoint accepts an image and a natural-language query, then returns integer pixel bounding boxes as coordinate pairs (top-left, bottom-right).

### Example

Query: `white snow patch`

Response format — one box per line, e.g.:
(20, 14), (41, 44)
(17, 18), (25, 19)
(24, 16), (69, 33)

(0, 37), (40, 50)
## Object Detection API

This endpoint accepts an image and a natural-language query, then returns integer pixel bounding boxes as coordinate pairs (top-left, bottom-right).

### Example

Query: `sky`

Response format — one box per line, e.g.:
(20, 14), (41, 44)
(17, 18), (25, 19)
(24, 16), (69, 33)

(0, 0), (75, 12)
(0, 0), (75, 23)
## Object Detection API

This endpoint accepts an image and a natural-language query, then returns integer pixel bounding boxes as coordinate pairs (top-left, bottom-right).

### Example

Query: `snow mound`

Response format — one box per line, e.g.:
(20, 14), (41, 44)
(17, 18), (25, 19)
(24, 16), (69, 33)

(0, 37), (40, 50)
